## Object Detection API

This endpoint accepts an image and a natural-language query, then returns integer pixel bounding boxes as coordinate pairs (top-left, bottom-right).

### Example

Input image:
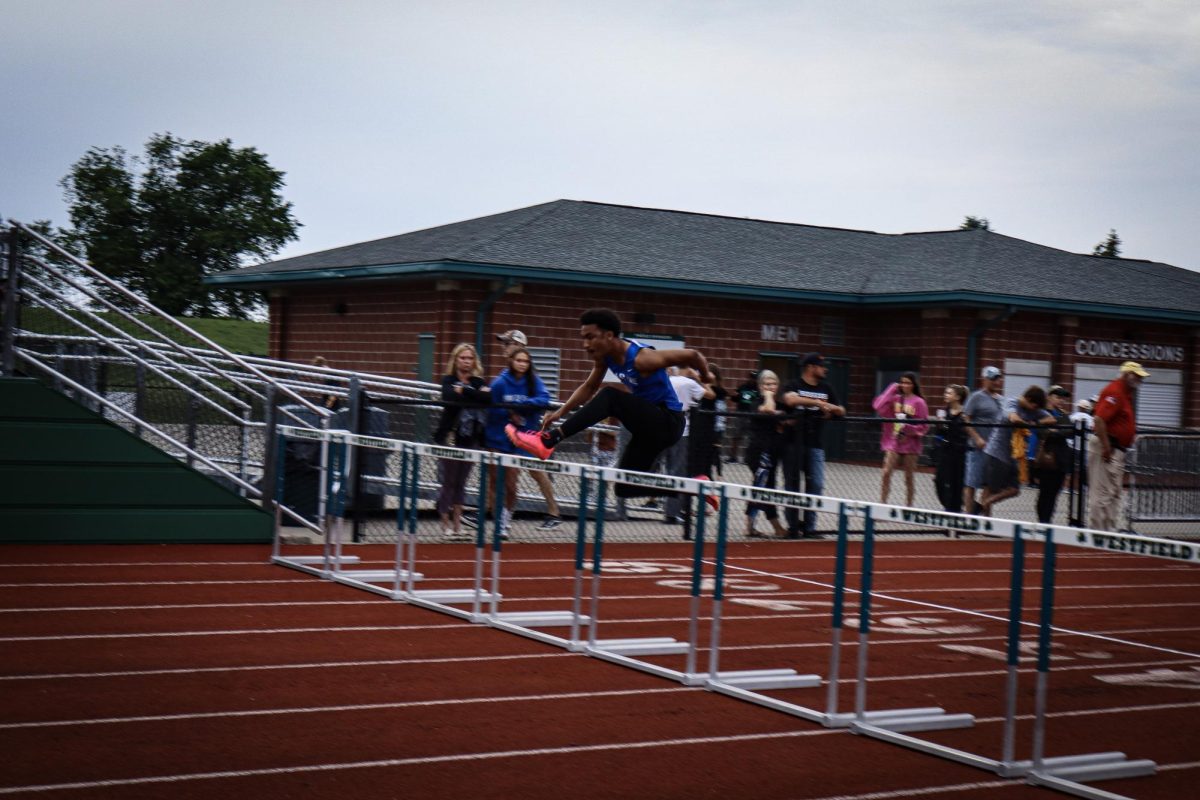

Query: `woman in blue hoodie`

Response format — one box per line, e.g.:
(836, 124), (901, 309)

(484, 347), (551, 537)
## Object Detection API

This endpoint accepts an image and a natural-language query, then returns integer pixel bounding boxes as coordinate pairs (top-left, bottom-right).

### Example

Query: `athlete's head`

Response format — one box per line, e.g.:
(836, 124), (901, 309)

(579, 308), (622, 359)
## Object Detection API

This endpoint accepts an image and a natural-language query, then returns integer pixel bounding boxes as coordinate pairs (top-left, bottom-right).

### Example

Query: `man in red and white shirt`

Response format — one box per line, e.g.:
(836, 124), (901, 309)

(1087, 360), (1148, 531)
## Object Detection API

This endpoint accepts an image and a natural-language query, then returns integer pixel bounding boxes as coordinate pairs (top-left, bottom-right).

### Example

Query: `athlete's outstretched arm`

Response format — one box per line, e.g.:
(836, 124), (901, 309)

(541, 360), (605, 430)
(634, 347), (711, 383)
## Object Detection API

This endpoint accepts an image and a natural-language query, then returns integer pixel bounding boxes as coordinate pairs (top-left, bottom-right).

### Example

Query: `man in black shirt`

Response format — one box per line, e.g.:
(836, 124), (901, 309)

(780, 353), (845, 538)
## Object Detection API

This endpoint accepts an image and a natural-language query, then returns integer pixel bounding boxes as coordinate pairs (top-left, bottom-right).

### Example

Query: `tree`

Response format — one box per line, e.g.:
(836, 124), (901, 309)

(60, 133), (300, 318)
(1092, 228), (1121, 258)
(959, 216), (990, 231)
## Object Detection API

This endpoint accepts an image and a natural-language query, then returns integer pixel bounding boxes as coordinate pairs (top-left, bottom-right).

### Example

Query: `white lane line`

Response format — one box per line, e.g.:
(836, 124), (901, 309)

(0, 579), (309, 588)
(977, 700), (1200, 724)
(8, 597), (1200, 615)
(802, 779), (1016, 800)
(3, 620), (1195, 650)
(4, 572), (1195, 589)
(0, 561), (268, 568)
(0, 623), (470, 643)
(0, 601), (381, 614)
(0, 549), (1165, 570)
(0, 652), (570, 681)
(3, 710), (1196, 796)
(0, 727), (843, 794)
(0, 686), (688, 730)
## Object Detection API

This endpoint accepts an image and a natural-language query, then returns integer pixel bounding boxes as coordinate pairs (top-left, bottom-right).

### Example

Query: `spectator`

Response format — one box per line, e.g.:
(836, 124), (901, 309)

(744, 369), (789, 539)
(311, 355), (343, 411)
(495, 329), (563, 530)
(978, 385), (1055, 516)
(933, 384), (968, 513)
(1035, 385), (1074, 523)
(962, 366), (1006, 514)
(727, 371), (760, 463)
(780, 353), (844, 538)
(689, 363), (728, 480)
(873, 372), (929, 507)
(1088, 361), (1149, 531)
(483, 346), (551, 539)
(664, 366), (713, 523)
(432, 344), (489, 538)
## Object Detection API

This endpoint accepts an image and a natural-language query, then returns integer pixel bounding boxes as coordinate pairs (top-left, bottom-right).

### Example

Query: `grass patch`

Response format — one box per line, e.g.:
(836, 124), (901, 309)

(18, 307), (269, 356)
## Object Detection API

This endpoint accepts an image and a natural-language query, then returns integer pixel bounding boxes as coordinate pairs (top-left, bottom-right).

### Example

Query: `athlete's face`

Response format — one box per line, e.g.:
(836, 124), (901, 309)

(580, 324), (616, 358)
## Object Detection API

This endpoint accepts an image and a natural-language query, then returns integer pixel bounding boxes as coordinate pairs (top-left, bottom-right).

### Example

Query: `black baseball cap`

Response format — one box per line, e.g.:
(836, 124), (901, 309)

(801, 352), (825, 367)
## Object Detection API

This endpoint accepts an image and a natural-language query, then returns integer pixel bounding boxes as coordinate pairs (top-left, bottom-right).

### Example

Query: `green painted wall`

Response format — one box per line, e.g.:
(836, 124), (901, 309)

(0, 378), (271, 543)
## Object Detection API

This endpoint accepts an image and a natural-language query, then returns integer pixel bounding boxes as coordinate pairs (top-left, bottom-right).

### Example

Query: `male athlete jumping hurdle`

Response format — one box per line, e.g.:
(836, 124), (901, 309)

(506, 308), (718, 509)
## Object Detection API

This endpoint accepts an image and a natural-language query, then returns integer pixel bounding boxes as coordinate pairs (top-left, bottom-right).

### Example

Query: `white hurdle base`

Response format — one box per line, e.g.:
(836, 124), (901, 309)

(272, 554), (360, 578)
(705, 668), (822, 691)
(490, 610), (591, 628)
(586, 646), (688, 682)
(336, 569), (424, 582)
(1028, 765), (1157, 800)
(1003, 753), (1152, 782)
(409, 588), (500, 605)
(830, 706), (975, 732)
(591, 637), (691, 657)
(286, 555), (361, 565)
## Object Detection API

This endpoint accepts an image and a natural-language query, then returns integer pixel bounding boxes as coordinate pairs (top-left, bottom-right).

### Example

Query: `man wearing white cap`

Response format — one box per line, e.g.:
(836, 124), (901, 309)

(1088, 361), (1149, 531)
(962, 365), (1005, 515)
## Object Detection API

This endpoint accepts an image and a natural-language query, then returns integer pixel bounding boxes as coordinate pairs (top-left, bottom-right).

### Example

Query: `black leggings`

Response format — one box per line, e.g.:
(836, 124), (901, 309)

(1036, 468), (1067, 523)
(561, 387), (684, 498)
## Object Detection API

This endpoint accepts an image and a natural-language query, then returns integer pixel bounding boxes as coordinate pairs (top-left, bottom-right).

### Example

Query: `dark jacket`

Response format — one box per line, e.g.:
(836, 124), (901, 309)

(433, 374), (490, 447)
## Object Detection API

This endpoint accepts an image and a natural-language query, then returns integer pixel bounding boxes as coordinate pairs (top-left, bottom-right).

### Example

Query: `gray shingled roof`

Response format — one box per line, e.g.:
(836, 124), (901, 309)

(213, 199), (1200, 320)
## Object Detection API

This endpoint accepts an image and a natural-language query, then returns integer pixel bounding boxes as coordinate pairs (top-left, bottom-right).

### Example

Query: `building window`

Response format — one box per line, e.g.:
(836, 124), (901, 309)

(820, 316), (845, 348)
(529, 347), (561, 399)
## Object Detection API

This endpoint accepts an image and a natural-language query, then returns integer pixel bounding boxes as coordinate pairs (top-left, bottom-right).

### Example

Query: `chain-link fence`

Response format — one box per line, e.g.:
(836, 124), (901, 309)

(308, 392), (1178, 544)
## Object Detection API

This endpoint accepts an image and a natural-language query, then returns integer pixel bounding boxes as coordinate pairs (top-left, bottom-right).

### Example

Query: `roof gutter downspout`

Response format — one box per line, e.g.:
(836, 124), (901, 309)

(966, 305), (1017, 385)
(475, 278), (514, 366)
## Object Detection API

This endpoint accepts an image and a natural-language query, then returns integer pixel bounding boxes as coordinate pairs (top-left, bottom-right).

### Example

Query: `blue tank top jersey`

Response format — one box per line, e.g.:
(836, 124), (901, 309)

(604, 339), (682, 411)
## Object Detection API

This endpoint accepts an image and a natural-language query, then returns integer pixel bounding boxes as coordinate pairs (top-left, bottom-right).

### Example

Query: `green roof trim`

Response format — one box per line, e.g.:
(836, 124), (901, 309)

(205, 258), (1197, 324)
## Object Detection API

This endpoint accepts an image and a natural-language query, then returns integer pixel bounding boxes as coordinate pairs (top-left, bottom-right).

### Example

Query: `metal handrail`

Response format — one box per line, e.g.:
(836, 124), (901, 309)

(20, 278), (248, 425)
(11, 220), (328, 419)
(26, 255), (255, 410)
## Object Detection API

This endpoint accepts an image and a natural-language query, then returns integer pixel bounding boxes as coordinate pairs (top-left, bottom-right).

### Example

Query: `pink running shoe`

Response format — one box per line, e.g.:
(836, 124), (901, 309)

(694, 475), (720, 512)
(506, 424), (555, 460)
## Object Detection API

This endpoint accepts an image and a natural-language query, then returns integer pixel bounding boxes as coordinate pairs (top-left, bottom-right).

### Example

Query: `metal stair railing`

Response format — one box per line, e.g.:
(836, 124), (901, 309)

(2, 220), (331, 533)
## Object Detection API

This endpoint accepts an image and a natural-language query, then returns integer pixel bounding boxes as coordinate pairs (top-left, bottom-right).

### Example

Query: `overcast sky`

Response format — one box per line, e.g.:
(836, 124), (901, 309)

(4, 0), (1199, 273)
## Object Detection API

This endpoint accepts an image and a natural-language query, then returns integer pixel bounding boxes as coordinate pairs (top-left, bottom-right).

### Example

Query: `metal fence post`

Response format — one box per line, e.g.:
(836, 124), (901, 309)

(347, 376), (364, 542)
(260, 385), (280, 513)
(1, 227), (22, 377)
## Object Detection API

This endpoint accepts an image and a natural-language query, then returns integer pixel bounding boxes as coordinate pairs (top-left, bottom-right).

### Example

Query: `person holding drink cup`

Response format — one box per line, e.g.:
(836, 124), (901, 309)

(873, 372), (929, 507)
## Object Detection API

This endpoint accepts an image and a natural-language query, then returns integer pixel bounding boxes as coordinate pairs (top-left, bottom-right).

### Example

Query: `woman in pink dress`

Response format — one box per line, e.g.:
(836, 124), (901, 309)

(873, 372), (929, 507)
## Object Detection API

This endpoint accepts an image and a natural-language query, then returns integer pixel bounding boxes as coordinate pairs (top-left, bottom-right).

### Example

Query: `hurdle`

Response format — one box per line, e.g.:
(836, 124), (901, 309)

(270, 426), (361, 578)
(839, 507), (1167, 799)
(582, 469), (696, 681)
(398, 445), (501, 617)
(484, 453), (594, 646)
(268, 426), (1187, 799)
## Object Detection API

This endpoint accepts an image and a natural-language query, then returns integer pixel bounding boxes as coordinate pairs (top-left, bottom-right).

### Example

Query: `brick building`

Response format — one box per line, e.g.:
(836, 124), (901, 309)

(210, 200), (1200, 447)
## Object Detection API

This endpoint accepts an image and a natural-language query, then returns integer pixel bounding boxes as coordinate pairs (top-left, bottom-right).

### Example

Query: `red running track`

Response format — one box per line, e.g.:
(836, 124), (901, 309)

(1, 540), (1197, 800)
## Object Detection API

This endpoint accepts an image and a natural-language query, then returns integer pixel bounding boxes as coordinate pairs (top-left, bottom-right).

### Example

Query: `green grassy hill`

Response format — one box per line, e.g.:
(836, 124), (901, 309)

(19, 308), (269, 356)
